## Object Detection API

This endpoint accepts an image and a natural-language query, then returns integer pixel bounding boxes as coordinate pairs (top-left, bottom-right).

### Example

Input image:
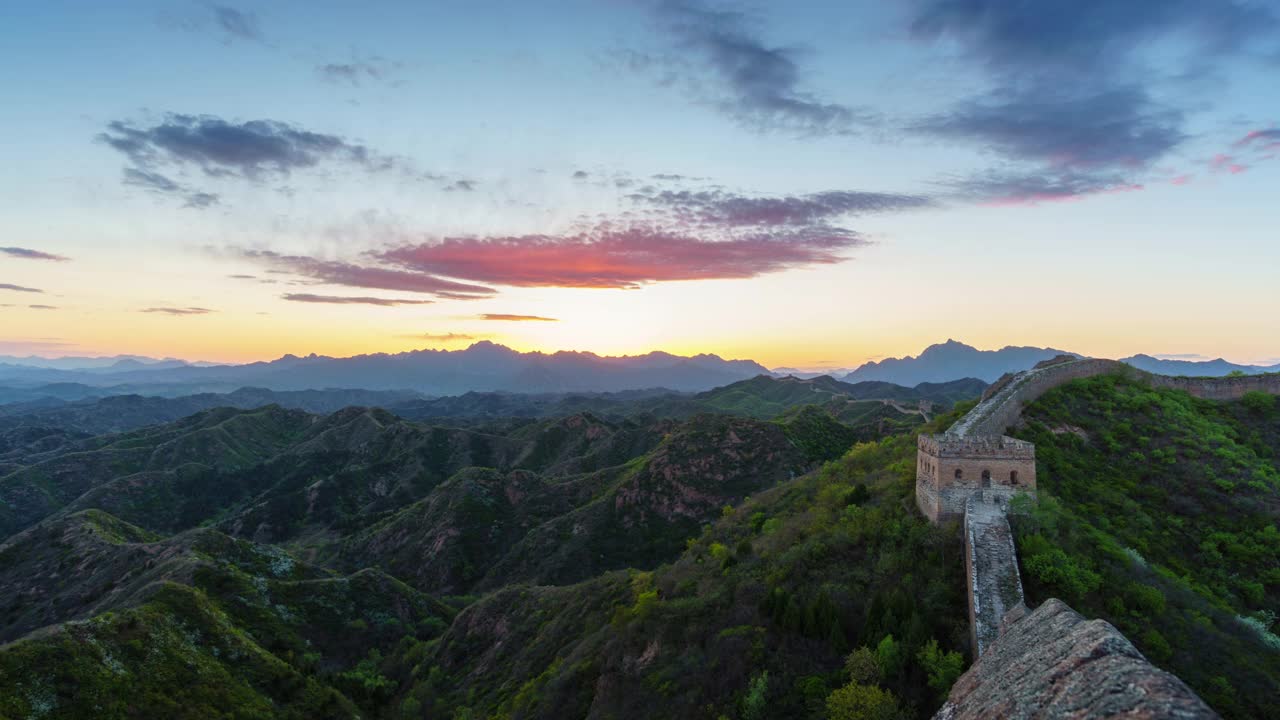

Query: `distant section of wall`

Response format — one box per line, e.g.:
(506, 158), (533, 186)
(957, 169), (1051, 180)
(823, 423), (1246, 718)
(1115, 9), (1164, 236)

(934, 599), (1218, 720)
(1143, 372), (1280, 400)
(948, 359), (1127, 438)
(950, 358), (1280, 439)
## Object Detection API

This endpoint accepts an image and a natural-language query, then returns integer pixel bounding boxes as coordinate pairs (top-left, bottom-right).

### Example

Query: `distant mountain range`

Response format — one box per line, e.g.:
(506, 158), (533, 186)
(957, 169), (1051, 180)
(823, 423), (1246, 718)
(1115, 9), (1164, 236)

(0, 342), (770, 395)
(841, 340), (1280, 386)
(1, 341), (1275, 398)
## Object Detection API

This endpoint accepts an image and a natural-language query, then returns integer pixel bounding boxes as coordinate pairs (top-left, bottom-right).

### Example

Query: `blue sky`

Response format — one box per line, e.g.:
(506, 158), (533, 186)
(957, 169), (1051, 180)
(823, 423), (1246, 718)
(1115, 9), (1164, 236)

(2, 0), (1278, 367)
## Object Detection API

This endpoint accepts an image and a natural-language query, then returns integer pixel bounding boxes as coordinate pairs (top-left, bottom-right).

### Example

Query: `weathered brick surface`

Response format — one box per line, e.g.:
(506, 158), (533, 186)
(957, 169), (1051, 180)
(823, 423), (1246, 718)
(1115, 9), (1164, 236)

(934, 599), (1218, 720)
(963, 495), (1024, 656)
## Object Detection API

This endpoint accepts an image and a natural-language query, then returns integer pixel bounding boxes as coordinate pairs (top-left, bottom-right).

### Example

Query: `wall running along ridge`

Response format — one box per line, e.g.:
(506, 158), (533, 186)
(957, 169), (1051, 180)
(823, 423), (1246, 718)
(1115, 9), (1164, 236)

(918, 358), (1278, 715)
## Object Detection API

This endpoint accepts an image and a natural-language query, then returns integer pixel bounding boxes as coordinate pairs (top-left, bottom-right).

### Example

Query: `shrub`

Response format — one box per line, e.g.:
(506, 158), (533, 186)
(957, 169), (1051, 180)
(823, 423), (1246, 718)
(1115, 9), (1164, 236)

(1241, 391), (1276, 416)
(844, 647), (881, 685)
(917, 639), (965, 695)
(825, 682), (902, 720)
(741, 671), (768, 720)
(874, 634), (905, 680)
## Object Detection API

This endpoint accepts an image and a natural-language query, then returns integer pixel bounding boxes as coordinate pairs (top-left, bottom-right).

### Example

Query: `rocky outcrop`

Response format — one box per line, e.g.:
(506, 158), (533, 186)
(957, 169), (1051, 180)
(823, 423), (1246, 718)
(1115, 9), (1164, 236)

(934, 599), (1217, 720)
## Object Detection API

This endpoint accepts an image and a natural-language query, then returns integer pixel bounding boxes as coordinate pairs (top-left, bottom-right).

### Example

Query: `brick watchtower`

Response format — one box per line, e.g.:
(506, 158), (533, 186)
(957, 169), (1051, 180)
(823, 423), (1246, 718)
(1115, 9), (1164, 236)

(915, 434), (1036, 522)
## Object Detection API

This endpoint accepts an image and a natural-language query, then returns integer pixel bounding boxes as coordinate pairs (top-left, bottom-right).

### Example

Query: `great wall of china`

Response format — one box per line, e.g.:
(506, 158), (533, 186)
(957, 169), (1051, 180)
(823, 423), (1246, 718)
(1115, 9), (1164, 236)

(922, 357), (1280, 719)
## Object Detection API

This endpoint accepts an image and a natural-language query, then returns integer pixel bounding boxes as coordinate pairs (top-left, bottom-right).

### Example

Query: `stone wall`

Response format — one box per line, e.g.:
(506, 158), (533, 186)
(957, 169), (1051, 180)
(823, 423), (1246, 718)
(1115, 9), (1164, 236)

(963, 495), (1025, 656)
(934, 599), (1218, 719)
(917, 435), (1036, 522)
(951, 359), (1280, 439)
(1143, 371), (1280, 400)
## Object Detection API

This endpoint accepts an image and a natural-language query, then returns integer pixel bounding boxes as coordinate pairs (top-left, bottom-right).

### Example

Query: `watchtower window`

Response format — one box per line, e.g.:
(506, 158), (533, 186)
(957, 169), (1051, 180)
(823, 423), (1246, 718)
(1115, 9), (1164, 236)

(954, 468), (963, 480)
(1010, 470), (1019, 485)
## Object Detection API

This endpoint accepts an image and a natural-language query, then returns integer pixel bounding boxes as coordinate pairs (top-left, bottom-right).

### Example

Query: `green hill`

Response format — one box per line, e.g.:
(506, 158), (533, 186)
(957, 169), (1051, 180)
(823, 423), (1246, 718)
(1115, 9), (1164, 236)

(1010, 374), (1280, 719)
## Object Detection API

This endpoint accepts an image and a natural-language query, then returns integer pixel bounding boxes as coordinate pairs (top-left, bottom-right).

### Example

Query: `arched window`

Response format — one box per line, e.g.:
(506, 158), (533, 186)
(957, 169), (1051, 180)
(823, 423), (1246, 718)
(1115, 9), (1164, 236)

(954, 468), (963, 480)
(981, 469), (992, 487)
(1010, 470), (1019, 485)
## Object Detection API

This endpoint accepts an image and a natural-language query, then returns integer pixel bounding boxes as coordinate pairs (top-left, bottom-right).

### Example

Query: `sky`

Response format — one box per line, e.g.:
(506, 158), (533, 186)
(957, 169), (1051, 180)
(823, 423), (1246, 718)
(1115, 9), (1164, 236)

(2, 0), (1279, 370)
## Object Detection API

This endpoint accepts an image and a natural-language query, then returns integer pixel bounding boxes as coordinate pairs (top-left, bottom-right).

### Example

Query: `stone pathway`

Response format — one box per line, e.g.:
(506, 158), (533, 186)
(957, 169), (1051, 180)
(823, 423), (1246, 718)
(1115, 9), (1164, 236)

(964, 494), (1024, 656)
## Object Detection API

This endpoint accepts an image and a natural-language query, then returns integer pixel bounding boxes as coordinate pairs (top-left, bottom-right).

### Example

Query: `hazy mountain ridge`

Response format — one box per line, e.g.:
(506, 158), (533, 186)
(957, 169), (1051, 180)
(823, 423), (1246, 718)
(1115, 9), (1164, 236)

(0, 342), (773, 395)
(844, 340), (1280, 386)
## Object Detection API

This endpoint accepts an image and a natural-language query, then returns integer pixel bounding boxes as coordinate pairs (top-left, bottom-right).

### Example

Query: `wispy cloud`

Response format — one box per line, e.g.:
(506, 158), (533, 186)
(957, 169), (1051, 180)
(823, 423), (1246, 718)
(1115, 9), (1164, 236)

(641, 0), (862, 135)
(237, 249), (496, 299)
(941, 169), (1143, 206)
(140, 307), (214, 315)
(0, 283), (43, 293)
(404, 332), (483, 342)
(281, 293), (433, 306)
(212, 5), (263, 43)
(0, 247), (69, 262)
(630, 188), (934, 225)
(100, 114), (403, 181)
(26, 304), (58, 310)
(122, 167), (220, 209)
(477, 314), (558, 322)
(316, 57), (401, 86)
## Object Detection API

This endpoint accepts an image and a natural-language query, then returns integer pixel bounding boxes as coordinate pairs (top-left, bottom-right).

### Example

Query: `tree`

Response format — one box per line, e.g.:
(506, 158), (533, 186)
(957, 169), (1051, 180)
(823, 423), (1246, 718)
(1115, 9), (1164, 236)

(917, 639), (965, 695)
(1241, 391), (1276, 416)
(844, 647), (882, 685)
(874, 634), (905, 680)
(825, 682), (902, 720)
(741, 671), (768, 720)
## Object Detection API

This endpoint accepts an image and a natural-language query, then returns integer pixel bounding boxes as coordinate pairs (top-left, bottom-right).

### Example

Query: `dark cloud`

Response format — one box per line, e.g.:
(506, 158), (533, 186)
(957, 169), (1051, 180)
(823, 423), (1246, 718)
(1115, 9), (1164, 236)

(631, 188), (934, 226)
(906, 0), (1280, 204)
(647, 0), (861, 135)
(140, 307), (214, 315)
(477, 314), (559, 322)
(281, 293), (433, 306)
(213, 6), (263, 43)
(26, 305), (58, 310)
(918, 86), (1186, 171)
(0, 283), (43, 293)
(237, 250), (497, 299)
(227, 274), (257, 280)
(122, 168), (221, 209)
(1, 247), (69, 262)
(908, 0), (1275, 74)
(101, 114), (397, 181)
(572, 170), (590, 180)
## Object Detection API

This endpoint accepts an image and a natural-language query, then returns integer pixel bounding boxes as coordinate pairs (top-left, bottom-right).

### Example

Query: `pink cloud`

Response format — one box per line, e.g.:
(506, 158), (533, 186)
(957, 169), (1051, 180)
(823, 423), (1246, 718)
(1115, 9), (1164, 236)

(1170, 175), (1193, 185)
(1209, 154), (1248, 174)
(377, 225), (861, 289)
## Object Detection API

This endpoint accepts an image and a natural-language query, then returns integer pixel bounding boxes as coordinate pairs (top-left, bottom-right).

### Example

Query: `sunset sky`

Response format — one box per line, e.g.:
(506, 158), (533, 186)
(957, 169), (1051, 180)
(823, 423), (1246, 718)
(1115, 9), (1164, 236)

(3, 0), (1279, 369)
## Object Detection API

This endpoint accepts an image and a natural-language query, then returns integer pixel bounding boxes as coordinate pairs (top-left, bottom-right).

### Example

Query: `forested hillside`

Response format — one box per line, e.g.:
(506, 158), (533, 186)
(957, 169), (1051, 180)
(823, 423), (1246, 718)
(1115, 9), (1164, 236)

(0, 373), (1273, 718)
(1011, 375), (1280, 719)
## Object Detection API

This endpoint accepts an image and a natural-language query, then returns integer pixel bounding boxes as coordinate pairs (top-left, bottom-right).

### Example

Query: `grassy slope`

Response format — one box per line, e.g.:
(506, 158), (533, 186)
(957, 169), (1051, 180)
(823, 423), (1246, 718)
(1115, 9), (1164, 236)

(1010, 374), (1280, 719)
